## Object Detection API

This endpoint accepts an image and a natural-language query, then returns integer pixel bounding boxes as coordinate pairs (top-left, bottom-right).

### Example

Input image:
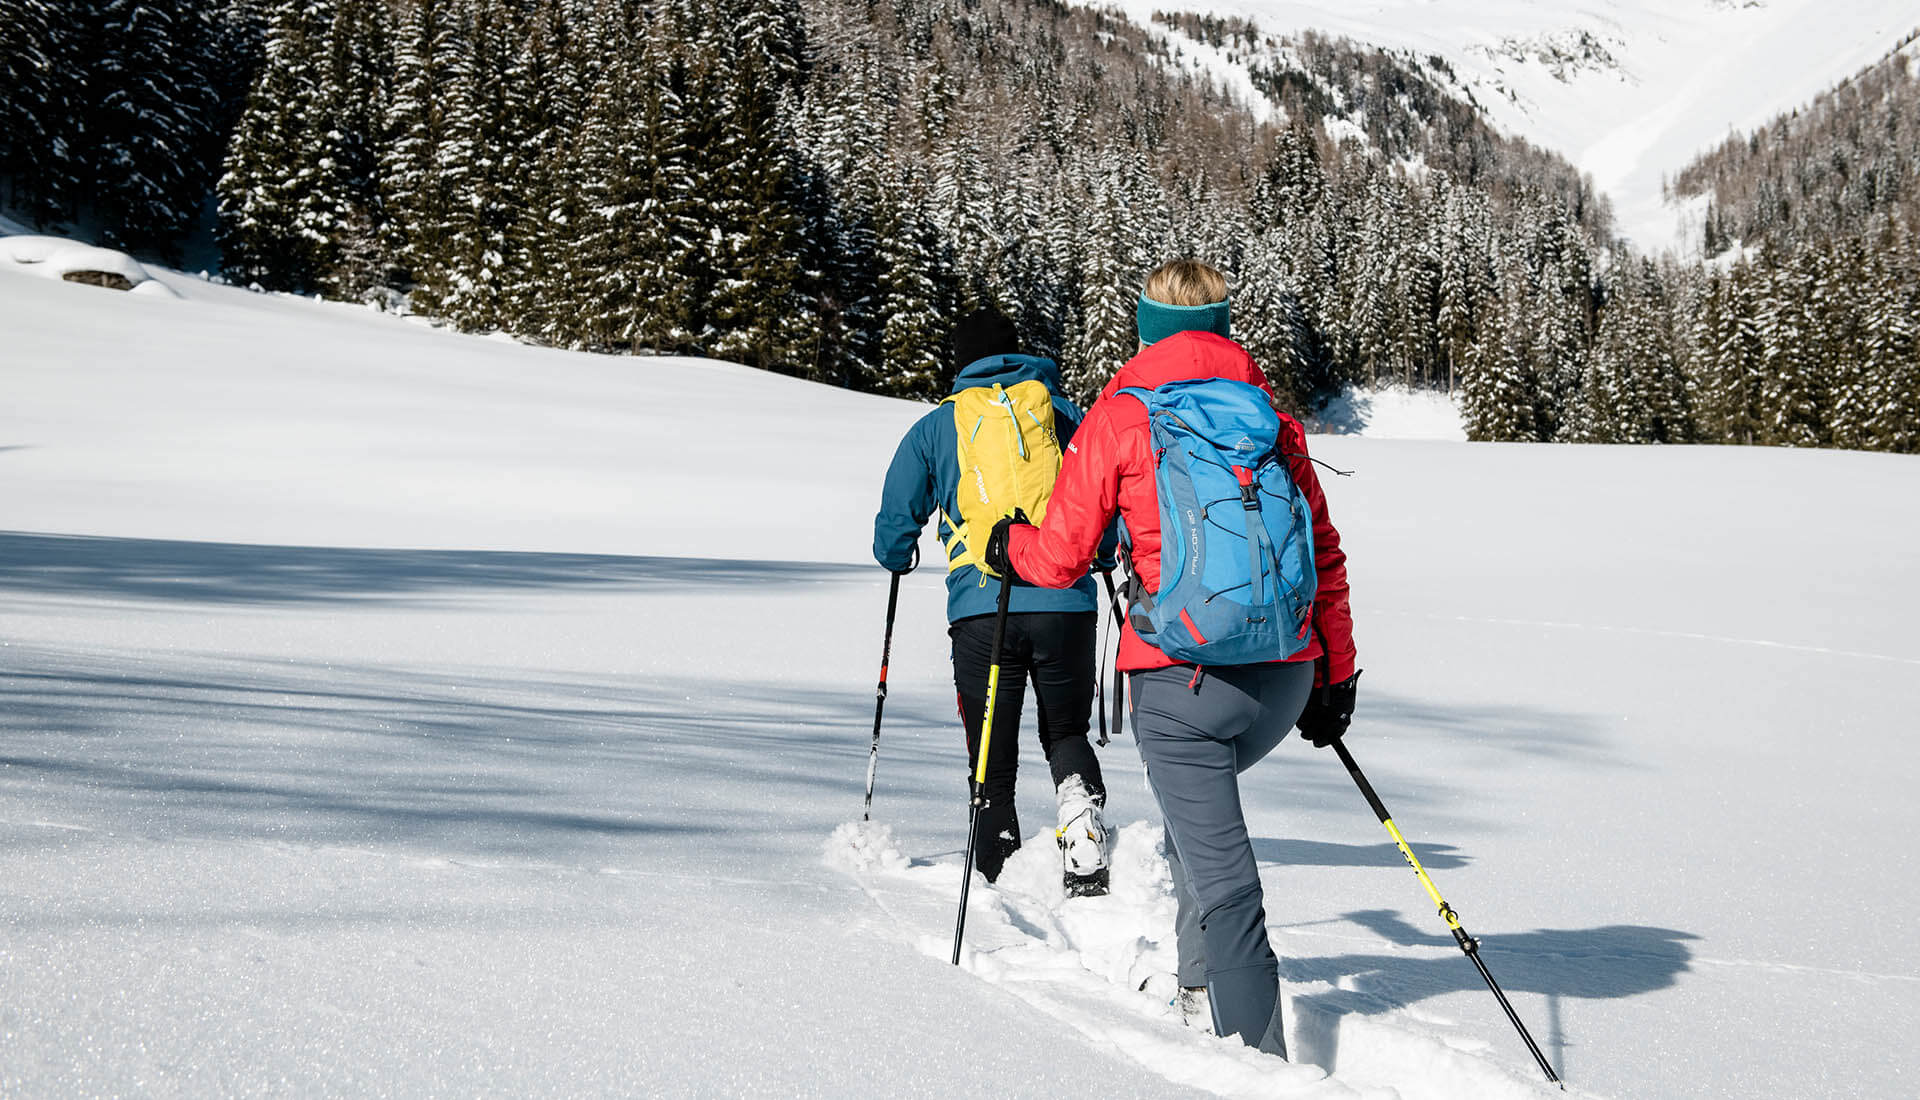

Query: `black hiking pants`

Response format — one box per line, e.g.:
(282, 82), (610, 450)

(950, 610), (1104, 883)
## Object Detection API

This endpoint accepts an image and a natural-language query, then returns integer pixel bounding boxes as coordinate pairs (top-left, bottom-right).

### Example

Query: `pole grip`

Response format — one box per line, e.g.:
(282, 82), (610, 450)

(1332, 738), (1390, 824)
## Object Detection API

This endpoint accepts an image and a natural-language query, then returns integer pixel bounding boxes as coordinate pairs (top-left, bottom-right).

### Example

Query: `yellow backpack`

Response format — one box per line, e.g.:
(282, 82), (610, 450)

(939, 379), (1063, 580)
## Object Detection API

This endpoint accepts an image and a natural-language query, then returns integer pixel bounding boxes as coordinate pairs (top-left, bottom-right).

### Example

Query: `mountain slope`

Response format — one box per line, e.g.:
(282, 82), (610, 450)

(1118, 0), (1918, 249)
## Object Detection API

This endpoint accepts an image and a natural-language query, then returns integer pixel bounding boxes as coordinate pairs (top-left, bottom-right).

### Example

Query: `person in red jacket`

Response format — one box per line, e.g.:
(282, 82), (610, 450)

(984, 259), (1359, 1058)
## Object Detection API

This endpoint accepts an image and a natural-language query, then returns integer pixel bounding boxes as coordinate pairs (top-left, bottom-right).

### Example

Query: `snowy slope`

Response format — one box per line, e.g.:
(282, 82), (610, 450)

(4, 262), (1919, 1098)
(1118, 0), (1918, 250)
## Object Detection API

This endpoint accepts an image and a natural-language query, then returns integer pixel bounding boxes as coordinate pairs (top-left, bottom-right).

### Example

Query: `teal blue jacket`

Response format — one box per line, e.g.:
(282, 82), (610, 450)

(872, 354), (1102, 622)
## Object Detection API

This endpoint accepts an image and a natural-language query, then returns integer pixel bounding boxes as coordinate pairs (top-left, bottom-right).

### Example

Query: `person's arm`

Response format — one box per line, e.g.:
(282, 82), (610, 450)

(1008, 401), (1125, 587)
(872, 415), (939, 572)
(1053, 396), (1119, 571)
(1280, 416), (1356, 683)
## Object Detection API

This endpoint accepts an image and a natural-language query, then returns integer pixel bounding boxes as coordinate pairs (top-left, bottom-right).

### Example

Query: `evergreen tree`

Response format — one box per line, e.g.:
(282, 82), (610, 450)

(1459, 268), (1538, 442)
(874, 187), (953, 399)
(86, 0), (221, 252)
(381, 0), (463, 310)
(217, 0), (337, 290)
(701, 0), (815, 373)
(0, 0), (61, 219)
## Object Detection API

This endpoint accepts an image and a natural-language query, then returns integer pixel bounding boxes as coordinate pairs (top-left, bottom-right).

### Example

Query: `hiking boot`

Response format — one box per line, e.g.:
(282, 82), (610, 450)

(1055, 776), (1108, 896)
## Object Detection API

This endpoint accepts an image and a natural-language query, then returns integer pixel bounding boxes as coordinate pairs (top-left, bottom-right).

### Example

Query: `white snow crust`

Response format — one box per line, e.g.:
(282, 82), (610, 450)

(3, 252), (1918, 1098)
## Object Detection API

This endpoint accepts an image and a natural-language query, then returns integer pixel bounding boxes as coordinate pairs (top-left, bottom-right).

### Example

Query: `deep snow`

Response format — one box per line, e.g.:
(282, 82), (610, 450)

(3, 259), (1918, 1097)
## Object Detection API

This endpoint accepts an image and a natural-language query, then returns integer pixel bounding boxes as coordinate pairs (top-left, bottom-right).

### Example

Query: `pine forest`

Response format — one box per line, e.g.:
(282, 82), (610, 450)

(2, 0), (1916, 451)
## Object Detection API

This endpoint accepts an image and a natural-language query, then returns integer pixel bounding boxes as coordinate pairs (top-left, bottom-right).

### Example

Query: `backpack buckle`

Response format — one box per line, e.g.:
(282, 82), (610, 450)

(1232, 465), (1258, 510)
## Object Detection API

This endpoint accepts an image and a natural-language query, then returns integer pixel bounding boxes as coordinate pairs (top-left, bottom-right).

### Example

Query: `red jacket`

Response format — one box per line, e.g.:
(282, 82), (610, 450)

(1006, 331), (1357, 681)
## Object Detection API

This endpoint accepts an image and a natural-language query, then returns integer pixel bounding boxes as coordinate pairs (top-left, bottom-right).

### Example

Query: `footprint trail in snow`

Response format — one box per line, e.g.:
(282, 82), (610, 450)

(826, 820), (1586, 1100)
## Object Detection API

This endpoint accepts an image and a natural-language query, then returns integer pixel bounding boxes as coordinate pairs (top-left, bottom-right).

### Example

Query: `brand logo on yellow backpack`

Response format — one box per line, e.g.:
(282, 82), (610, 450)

(939, 379), (1062, 581)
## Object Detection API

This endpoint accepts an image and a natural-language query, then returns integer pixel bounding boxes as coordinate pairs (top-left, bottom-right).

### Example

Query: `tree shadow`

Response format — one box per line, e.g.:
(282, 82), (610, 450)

(1282, 907), (1698, 1083)
(0, 530), (867, 606)
(0, 643), (969, 870)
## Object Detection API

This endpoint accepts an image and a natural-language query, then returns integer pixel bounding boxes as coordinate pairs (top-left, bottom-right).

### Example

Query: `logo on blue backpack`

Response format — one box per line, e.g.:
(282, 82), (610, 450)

(1119, 379), (1317, 665)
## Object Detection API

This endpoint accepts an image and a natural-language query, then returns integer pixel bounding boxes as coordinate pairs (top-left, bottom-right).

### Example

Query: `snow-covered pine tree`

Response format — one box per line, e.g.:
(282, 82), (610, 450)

(1857, 225), (1920, 452)
(381, 0), (462, 313)
(1234, 227), (1320, 413)
(874, 170), (952, 400)
(497, 0), (583, 344)
(428, 0), (518, 333)
(1716, 263), (1768, 446)
(1064, 157), (1144, 401)
(701, 0), (816, 374)
(87, 0), (221, 252)
(0, 0), (61, 219)
(1459, 265), (1539, 442)
(217, 0), (339, 290)
(1757, 250), (1828, 447)
(1627, 259), (1691, 443)
(314, 0), (393, 299)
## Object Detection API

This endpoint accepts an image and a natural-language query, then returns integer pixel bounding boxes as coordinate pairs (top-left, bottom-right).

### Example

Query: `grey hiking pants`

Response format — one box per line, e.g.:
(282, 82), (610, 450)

(1131, 661), (1315, 1057)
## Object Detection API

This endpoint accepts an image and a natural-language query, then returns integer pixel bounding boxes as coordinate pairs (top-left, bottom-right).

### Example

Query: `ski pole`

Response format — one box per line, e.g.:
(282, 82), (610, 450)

(952, 569), (1014, 966)
(1331, 738), (1562, 1087)
(862, 568), (906, 821)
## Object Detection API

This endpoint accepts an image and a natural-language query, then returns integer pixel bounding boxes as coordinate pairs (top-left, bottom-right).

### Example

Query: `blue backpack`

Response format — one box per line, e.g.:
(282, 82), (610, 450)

(1118, 379), (1317, 665)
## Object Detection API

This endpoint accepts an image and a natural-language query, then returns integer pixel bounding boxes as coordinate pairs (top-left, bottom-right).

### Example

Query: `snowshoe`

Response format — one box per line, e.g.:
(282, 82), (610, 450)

(1063, 866), (1109, 897)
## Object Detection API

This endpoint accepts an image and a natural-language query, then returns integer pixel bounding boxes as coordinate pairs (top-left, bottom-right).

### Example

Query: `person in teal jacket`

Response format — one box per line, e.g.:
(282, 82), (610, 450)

(872, 308), (1110, 892)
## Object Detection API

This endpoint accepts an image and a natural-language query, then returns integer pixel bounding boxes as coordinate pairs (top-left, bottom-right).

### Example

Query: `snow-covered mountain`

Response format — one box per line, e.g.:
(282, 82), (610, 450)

(1115, 0), (1919, 250)
(5, 247), (1918, 1097)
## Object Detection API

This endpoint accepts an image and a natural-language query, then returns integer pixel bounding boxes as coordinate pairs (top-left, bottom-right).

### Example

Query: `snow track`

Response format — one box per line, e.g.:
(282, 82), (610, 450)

(826, 821), (1579, 1099)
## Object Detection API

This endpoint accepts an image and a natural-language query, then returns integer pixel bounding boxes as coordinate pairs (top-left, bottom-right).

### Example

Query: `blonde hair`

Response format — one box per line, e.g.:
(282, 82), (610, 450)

(1142, 259), (1228, 307)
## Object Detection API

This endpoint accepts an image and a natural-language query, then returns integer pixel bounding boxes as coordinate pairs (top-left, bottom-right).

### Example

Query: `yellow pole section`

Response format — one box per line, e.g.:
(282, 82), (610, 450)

(975, 666), (1002, 785)
(1383, 817), (1463, 930)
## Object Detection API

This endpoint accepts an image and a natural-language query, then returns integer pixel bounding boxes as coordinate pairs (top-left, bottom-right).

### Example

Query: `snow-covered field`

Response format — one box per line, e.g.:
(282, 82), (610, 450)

(1126, 0), (1918, 250)
(1310, 387), (1465, 442)
(4, 260), (1918, 1098)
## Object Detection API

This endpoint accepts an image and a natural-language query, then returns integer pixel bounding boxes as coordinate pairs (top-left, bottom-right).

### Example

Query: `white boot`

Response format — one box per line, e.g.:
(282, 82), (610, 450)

(1055, 776), (1109, 896)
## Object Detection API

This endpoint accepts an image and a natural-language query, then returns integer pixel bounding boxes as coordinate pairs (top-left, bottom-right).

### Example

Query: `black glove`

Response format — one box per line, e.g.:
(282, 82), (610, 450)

(983, 509), (1030, 581)
(1296, 670), (1360, 748)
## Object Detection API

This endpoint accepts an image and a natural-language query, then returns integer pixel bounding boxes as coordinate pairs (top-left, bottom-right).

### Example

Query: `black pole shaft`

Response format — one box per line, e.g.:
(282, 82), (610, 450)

(1330, 739), (1562, 1086)
(952, 571), (1014, 966)
(862, 571), (904, 822)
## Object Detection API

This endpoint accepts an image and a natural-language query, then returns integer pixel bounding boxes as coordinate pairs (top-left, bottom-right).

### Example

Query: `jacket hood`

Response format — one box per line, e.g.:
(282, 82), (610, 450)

(1099, 330), (1265, 401)
(950, 353), (1062, 395)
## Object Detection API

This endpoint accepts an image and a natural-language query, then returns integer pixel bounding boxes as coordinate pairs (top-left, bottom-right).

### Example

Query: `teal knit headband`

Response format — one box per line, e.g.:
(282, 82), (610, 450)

(1136, 295), (1231, 346)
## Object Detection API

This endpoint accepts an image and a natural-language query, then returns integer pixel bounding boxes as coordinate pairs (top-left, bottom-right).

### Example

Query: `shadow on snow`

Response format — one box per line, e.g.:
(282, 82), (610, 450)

(0, 530), (866, 605)
(1283, 907), (1696, 1083)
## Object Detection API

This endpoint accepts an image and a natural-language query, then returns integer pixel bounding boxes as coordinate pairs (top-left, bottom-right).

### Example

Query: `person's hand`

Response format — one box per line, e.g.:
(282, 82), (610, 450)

(1296, 670), (1360, 748)
(892, 543), (920, 576)
(984, 510), (1030, 580)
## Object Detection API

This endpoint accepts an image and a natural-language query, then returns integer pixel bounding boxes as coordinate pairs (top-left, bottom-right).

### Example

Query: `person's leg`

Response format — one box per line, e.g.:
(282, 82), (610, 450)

(1026, 611), (1104, 801)
(951, 614), (1034, 882)
(1161, 821), (1208, 989)
(1228, 661), (1315, 775)
(1025, 610), (1109, 885)
(1129, 665), (1286, 1056)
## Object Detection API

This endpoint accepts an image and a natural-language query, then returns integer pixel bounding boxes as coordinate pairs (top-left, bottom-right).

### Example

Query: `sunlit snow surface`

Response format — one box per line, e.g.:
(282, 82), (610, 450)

(1310, 387), (1465, 442)
(3, 261), (1918, 1097)
(1112, 0), (1918, 250)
